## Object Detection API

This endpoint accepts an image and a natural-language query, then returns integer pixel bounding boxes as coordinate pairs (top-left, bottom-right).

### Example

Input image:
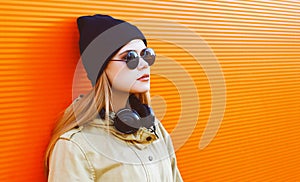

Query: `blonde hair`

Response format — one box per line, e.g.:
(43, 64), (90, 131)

(44, 71), (150, 176)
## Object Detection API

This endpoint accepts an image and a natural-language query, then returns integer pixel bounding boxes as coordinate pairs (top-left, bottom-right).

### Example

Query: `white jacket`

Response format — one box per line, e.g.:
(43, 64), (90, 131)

(48, 116), (183, 182)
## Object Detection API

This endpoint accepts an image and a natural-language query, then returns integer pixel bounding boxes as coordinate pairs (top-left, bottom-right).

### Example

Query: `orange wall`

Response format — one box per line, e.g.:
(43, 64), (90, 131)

(1, 1), (300, 181)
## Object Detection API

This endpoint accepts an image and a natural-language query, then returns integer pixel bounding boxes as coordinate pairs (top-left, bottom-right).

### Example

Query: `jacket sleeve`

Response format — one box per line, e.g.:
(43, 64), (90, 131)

(48, 139), (95, 182)
(157, 120), (184, 182)
(171, 153), (183, 182)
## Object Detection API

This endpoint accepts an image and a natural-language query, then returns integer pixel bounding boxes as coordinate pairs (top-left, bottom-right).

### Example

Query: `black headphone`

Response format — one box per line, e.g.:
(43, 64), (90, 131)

(99, 94), (158, 137)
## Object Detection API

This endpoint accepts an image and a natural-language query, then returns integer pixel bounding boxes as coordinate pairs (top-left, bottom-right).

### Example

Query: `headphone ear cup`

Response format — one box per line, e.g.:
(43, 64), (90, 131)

(114, 109), (141, 134)
(131, 109), (140, 118)
(140, 104), (155, 129)
(128, 94), (149, 117)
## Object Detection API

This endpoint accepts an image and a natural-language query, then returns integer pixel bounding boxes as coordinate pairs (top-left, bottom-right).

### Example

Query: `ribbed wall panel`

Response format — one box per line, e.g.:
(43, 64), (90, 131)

(1, 0), (300, 181)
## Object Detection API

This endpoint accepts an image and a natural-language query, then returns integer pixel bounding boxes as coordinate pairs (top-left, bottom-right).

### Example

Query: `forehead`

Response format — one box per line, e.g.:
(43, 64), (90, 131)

(119, 39), (146, 52)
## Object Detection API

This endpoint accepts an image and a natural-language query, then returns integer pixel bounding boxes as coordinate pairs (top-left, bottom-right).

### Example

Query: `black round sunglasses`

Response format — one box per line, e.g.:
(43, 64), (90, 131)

(111, 48), (156, 69)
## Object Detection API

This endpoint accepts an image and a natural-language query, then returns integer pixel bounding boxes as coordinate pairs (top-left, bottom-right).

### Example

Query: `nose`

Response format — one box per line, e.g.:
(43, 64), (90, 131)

(137, 57), (149, 70)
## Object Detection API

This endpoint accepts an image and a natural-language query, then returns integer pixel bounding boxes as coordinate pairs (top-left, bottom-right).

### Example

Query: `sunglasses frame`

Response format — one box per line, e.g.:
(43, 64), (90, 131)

(110, 47), (156, 69)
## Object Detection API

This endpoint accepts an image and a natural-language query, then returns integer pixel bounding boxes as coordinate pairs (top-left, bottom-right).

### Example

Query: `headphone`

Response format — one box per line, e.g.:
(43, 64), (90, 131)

(99, 94), (158, 137)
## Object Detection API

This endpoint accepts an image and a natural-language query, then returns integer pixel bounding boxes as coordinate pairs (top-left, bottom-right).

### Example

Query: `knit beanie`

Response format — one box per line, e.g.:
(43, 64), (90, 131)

(77, 14), (147, 86)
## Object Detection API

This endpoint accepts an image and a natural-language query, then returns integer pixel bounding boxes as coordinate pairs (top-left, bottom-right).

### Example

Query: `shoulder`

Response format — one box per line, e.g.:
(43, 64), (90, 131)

(154, 118), (177, 157)
(155, 118), (169, 135)
(53, 126), (86, 155)
(155, 118), (172, 141)
(54, 127), (88, 156)
(51, 127), (94, 171)
(49, 127), (95, 181)
(59, 126), (83, 140)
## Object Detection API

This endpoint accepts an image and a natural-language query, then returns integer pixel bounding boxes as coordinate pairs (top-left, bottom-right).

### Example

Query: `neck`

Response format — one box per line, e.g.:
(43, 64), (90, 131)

(111, 89), (130, 112)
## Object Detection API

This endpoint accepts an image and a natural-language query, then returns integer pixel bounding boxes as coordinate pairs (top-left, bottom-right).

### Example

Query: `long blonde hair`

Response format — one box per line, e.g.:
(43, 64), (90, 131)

(44, 71), (150, 176)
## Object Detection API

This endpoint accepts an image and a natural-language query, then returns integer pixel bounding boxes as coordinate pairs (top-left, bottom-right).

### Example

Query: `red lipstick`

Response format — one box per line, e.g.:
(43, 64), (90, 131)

(137, 74), (149, 81)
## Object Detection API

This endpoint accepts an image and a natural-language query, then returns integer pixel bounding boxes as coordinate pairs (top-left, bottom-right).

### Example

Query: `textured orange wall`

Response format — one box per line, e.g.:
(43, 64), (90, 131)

(1, 0), (300, 181)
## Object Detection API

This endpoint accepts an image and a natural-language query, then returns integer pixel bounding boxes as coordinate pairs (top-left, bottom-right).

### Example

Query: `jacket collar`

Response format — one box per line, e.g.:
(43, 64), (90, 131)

(87, 114), (158, 149)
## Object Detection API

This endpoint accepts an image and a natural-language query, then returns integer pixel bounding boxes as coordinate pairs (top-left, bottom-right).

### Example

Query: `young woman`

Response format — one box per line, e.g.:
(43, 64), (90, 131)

(45, 14), (183, 182)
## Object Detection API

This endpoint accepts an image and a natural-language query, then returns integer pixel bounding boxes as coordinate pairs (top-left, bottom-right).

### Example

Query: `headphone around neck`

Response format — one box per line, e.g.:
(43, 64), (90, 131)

(99, 94), (158, 137)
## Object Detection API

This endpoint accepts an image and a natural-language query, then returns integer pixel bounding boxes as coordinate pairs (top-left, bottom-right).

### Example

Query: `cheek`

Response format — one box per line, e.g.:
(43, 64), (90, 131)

(106, 63), (139, 91)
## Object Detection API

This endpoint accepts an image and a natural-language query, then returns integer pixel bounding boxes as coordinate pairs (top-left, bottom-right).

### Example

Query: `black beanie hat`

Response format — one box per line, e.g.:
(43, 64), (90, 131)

(77, 14), (147, 86)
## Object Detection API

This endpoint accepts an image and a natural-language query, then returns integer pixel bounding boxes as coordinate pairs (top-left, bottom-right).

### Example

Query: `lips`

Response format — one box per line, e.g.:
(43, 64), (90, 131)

(137, 74), (149, 81)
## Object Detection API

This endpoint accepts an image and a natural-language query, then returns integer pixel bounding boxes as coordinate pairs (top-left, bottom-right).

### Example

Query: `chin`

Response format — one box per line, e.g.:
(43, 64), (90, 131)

(130, 88), (149, 94)
(130, 86), (150, 93)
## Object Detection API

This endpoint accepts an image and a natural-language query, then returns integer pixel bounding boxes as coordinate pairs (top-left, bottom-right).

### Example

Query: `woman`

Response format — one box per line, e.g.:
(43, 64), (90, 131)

(45, 14), (183, 182)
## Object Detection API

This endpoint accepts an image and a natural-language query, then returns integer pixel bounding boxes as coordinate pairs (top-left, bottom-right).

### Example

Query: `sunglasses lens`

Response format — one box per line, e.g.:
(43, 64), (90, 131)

(142, 48), (156, 66)
(126, 51), (139, 69)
